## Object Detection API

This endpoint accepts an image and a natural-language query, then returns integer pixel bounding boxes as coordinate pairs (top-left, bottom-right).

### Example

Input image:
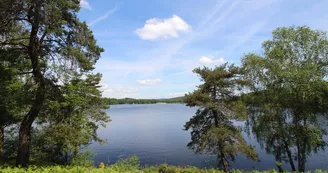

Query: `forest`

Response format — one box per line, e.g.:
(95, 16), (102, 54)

(1, 0), (328, 173)
(104, 97), (184, 105)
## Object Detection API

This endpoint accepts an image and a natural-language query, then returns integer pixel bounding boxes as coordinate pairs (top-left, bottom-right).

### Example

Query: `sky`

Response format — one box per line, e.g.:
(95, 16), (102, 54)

(77, 0), (328, 99)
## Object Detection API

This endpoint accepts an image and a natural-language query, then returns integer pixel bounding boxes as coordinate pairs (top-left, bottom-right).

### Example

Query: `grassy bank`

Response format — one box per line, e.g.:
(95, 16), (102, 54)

(1, 165), (328, 173)
(1, 156), (326, 173)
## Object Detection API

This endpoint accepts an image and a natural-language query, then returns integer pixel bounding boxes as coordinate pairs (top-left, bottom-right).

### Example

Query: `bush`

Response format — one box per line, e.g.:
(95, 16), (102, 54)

(110, 155), (140, 172)
(71, 147), (96, 167)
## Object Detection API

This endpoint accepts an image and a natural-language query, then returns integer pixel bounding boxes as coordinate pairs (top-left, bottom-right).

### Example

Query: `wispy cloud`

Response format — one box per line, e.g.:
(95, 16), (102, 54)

(130, 1), (239, 74)
(95, 0), (286, 98)
(161, 0), (280, 67)
(199, 56), (226, 65)
(100, 84), (139, 98)
(80, 0), (91, 10)
(88, 5), (119, 26)
(137, 78), (162, 86)
(99, 0), (281, 77)
(135, 15), (191, 40)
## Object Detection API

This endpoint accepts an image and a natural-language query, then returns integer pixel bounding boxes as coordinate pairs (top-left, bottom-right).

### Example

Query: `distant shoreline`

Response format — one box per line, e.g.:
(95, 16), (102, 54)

(108, 102), (185, 105)
(104, 96), (184, 105)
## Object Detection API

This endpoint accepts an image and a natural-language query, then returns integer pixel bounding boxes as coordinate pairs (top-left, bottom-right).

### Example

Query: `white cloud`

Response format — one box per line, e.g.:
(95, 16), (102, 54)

(88, 5), (118, 26)
(199, 56), (226, 65)
(80, 0), (91, 10)
(94, 0), (283, 98)
(135, 15), (191, 40)
(137, 78), (162, 86)
(100, 84), (139, 98)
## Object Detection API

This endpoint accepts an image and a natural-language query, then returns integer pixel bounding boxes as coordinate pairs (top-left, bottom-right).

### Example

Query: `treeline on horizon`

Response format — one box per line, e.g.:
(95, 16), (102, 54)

(104, 97), (184, 105)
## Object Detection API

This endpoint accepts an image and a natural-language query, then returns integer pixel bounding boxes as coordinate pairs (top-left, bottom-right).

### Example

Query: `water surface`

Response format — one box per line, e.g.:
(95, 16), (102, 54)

(90, 104), (328, 171)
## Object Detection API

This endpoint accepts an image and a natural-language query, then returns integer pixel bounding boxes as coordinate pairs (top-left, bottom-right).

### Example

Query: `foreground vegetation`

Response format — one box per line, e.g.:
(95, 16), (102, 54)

(1, 156), (327, 173)
(2, 166), (328, 173)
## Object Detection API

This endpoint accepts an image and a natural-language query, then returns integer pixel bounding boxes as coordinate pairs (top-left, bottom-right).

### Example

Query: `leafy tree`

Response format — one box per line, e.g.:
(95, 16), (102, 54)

(0, 0), (104, 166)
(184, 64), (258, 172)
(242, 26), (328, 172)
(30, 73), (110, 164)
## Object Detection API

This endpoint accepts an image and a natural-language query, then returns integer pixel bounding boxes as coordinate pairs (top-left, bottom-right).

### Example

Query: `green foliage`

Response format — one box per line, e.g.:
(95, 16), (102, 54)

(71, 148), (96, 167)
(0, 26), (31, 156)
(28, 73), (110, 165)
(104, 97), (184, 105)
(1, 126), (19, 164)
(242, 26), (328, 172)
(0, 0), (105, 166)
(184, 63), (257, 172)
(110, 155), (140, 172)
(104, 98), (159, 104)
(0, 162), (326, 173)
(161, 97), (185, 103)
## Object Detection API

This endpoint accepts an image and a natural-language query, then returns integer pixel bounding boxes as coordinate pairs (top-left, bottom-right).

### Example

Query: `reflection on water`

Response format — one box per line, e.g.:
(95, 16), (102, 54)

(90, 104), (328, 171)
(247, 107), (328, 172)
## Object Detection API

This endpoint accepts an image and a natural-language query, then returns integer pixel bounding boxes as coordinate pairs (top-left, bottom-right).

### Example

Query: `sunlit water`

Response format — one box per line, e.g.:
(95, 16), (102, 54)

(90, 104), (328, 171)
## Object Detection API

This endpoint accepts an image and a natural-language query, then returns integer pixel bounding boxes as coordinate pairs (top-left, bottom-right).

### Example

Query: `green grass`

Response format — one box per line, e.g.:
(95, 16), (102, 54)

(1, 156), (327, 173)
(1, 165), (327, 173)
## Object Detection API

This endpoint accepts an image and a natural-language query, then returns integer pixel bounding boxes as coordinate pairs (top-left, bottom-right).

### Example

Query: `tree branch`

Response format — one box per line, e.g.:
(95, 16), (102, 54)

(0, 42), (28, 48)
(40, 31), (47, 44)
(17, 71), (33, 75)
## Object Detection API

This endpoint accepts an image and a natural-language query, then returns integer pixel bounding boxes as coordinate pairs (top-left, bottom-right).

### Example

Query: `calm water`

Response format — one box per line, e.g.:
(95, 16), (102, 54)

(90, 104), (328, 171)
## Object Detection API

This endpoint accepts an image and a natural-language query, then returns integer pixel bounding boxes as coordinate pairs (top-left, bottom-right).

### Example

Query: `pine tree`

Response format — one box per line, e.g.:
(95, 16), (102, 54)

(184, 63), (258, 172)
(0, 0), (104, 166)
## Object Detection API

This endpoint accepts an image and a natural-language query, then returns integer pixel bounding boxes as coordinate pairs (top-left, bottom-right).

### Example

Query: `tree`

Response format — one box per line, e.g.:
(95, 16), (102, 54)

(0, 0), (104, 166)
(242, 26), (328, 172)
(31, 73), (110, 164)
(184, 64), (258, 172)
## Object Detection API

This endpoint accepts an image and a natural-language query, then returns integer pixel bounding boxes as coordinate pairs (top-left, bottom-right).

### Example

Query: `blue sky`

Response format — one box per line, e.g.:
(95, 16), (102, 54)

(78, 0), (328, 99)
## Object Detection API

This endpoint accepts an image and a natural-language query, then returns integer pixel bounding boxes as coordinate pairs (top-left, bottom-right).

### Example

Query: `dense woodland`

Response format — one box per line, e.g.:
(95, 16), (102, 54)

(1, 0), (328, 172)
(104, 97), (184, 105)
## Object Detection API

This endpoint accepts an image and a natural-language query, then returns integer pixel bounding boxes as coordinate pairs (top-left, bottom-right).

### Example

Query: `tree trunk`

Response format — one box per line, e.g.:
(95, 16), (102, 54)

(298, 119), (307, 172)
(222, 157), (229, 172)
(16, 1), (43, 167)
(275, 146), (283, 172)
(16, 84), (44, 167)
(297, 141), (306, 172)
(284, 140), (296, 171)
(16, 74), (44, 167)
(16, 118), (32, 167)
(219, 153), (229, 172)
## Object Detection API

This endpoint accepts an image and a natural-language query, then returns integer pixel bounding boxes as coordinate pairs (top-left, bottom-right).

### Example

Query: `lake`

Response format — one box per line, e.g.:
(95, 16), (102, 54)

(90, 104), (328, 171)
